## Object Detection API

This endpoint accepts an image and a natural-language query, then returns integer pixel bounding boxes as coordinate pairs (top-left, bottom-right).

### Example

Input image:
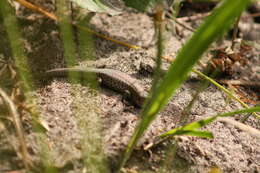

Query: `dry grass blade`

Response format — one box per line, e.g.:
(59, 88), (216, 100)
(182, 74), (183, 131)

(0, 64), (8, 77)
(231, 15), (241, 50)
(177, 12), (210, 22)
(14, 0), (58, 20)
(74, 23), (141, 49)
(218, 117), (260, 139)
(174, 18), (195, 32)
(0, 87), (32, 169)
(218, 79), (260, 87)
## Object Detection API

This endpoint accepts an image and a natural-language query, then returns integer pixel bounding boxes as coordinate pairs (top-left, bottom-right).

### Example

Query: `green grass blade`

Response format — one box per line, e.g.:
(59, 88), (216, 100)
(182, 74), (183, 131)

(0, 0), (33, 92)
(56, 1), (77, 67)
(117, 0), (250, 171)
(71, 0), (122, 15)
(174, 130), (214, 138)
(122, 0), (157, 12)
(192, 69), (260, 120)
(57, 1), (85, 83)
(56, 3), (108, 172)
(160, 106), (260, 137)
(76, 13), (96, 61)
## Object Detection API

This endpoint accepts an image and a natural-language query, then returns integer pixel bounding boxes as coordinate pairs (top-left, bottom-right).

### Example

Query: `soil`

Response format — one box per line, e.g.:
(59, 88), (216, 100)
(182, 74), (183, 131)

(0, 1), (259, 173)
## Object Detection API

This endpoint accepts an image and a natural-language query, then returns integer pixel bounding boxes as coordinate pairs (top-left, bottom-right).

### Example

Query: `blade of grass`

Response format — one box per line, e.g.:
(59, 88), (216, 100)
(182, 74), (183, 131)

(56, 0), (78, 67)
(117, 0), (250, 171)
(192, 69), (260, 120)
(70, 0), (122, 15)
(122, 0), (157, 12)
(148, 107), (260, 151)
(56, 2), (109, 172)
(179, 68), (220, 126)
(173, 130), (214, 138)
(56, 0), (86, 83)
(149, 3), (165, 96)
(14, 0), (58, 20)
(0, 0), (33, 93)
(74, 12), (96, 61)
(73, 23), (141, 49)
(160, 106), (260, 137)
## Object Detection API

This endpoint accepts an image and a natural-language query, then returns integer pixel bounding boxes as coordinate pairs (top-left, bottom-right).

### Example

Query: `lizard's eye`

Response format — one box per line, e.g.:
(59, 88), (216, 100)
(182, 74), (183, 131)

(123, 90), (131, 99)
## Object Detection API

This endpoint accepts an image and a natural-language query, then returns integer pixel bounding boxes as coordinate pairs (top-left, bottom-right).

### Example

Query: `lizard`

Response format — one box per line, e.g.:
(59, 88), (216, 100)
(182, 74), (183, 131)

(46, 67), (148, 107)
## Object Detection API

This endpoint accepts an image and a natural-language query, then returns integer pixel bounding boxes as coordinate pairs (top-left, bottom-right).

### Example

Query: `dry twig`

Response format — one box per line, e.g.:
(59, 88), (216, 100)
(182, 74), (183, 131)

(0, 87), (32, 169)
(218, 117), (260, 139)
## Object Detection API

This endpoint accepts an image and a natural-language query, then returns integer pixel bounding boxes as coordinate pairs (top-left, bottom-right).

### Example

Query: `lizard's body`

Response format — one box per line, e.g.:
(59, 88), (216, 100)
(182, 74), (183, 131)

(46, 67), (147, 107)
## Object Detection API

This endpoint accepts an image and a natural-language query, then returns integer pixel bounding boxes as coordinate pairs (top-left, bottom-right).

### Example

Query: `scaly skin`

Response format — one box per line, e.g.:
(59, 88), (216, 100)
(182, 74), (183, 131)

(46, 67), (147, 107)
